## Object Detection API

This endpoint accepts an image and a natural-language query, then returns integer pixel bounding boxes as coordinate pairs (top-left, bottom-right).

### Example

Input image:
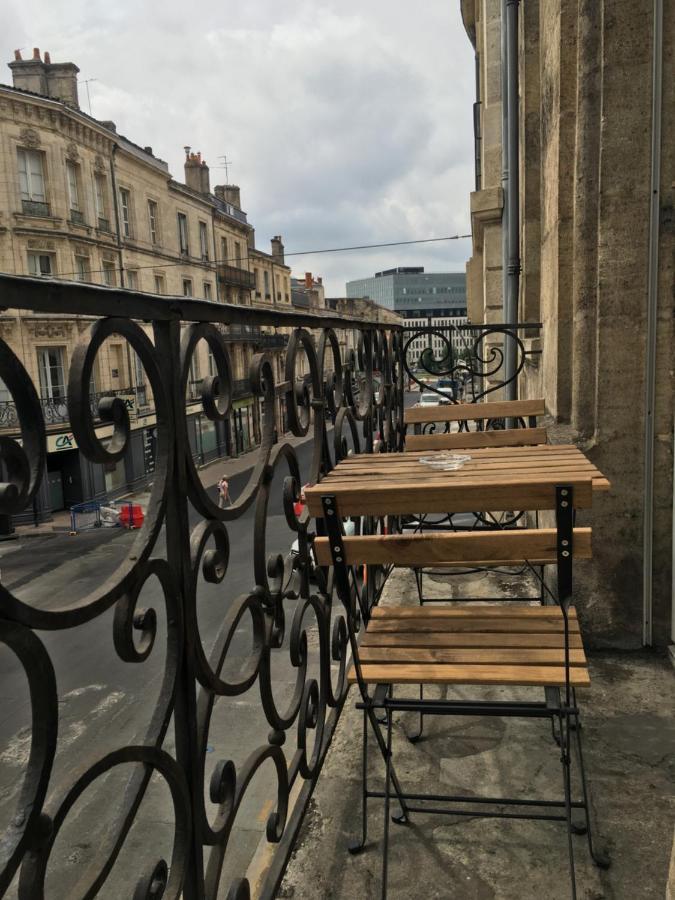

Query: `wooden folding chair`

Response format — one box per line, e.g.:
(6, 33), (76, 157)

(312, 479), (610, 900)
(402, 398), (549, 604)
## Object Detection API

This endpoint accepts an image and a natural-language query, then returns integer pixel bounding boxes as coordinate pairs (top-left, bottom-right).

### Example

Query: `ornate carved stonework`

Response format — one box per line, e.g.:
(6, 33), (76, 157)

(24, 320), (73, 340)
(94, 154), (106, 174)
(0, 318), (17, 340)
(66, 142), (80, 163)
(19, 127), (40, 149)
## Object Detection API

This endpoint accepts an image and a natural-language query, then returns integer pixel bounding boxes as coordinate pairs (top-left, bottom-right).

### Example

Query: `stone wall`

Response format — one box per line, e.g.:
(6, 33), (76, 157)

(462, 0), (675, 646)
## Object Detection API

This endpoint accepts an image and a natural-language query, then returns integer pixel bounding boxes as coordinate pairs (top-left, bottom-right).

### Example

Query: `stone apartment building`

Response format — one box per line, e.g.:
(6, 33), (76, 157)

(0, 48), (292, 520)
(461, 1), (674, 648)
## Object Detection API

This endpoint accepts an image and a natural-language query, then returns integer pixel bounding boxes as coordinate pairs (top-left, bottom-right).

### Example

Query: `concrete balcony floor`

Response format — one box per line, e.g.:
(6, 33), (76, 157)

(280, 569), (674, 899)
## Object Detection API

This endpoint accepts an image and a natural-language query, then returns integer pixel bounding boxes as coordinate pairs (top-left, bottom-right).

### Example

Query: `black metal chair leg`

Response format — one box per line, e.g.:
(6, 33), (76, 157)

(406, 683), (425, 743)
(571, 698), (611, 870)
(381, 708), (393, 900)
(363, 703), (410, 823)
(349, 707), (369, 855)
(559, 712), (578, 900)
(414, 567), (424, 606)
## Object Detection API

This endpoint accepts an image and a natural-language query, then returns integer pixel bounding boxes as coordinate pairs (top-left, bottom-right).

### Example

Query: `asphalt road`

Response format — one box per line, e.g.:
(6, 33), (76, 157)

(0, 395), (421, 896)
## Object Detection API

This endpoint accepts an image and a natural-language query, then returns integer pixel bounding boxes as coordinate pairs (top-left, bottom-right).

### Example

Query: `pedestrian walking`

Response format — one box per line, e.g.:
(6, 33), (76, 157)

(217, 475), (232, 508)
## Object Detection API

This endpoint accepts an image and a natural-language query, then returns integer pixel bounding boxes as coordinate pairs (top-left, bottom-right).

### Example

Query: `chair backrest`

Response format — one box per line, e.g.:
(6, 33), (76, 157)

(404, 398), (546, 427)
(404, 399), (547, 452)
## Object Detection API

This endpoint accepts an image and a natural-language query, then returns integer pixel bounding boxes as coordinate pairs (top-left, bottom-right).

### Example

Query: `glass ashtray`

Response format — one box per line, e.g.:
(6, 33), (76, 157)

(418, 453), (472, 471)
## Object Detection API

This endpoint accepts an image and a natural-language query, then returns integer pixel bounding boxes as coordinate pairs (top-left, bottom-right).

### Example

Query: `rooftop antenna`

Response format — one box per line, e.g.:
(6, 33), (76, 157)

(78, 78), (97, 115)
(217, 155), (233, 182)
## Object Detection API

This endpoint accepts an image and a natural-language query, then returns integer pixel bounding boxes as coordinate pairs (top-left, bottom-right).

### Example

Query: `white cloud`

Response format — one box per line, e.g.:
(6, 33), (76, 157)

(1, 0), (475, 294)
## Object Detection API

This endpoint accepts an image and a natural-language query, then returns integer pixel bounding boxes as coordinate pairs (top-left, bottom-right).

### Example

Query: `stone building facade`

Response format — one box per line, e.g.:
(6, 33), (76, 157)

(0, 49), (292, 520)
(460, 1), (674, 647)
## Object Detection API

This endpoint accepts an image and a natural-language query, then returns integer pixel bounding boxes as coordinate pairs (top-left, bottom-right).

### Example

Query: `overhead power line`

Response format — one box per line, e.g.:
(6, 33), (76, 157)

(22, 232), (472, 281)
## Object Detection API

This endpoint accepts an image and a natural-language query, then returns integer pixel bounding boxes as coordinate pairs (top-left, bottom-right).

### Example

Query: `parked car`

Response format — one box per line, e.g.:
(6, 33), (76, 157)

(415, 391), (451, 407)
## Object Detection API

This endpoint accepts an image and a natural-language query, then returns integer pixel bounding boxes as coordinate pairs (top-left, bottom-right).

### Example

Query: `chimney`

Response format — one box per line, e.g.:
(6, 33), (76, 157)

(214, 184), (241, 209)
(100, 120), (117, 133)
(184, 150), (210, 194)
(304, 272), (313, 289)
(200, 157), (210, 194)
(45, 60), (80, 107)
(9, 47), (48, 96)
(271, 235), (285, 265)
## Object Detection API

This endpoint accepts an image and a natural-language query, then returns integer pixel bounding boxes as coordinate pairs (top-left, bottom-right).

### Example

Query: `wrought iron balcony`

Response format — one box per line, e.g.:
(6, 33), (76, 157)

(0, 271), (536, 898)
(70, 209), (85, 225)
(216, 262), (256, 290)
(21, 199), (50, 217)
(97, 216), (112, 232)
(0, 386), (153, 431)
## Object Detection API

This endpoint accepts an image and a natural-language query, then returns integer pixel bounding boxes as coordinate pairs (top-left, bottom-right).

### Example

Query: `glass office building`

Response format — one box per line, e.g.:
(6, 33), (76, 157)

(346, 268), (467, 318)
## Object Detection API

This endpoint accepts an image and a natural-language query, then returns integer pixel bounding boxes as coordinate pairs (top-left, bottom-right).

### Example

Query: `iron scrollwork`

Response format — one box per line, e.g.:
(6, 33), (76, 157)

(0, 274), (404, 899)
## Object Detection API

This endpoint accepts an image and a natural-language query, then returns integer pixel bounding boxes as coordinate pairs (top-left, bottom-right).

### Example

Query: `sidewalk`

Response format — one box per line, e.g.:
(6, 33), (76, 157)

(14, 429), (319, 538)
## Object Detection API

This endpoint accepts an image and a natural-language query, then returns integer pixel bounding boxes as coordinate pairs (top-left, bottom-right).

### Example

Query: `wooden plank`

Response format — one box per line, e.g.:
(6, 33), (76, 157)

(348, 444), (580, 461)
(323, 463), (601, 483)
(357, 647), (587, 666)
(361, 631), (585, 649)
(305, 475), (594, 517)
(348, 662), (590, 687)
(369, 604), (578, 619)
(404, 398), (546, 425)
(327, 459), (598, 476)
(366, 617), (580, 633)
(313, 528), (592, 566)
(405, 428), (547, 452)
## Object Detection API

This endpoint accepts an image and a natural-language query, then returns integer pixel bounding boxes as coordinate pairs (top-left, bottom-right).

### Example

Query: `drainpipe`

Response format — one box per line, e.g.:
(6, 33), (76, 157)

(501, 0), (509, 338)
(643, 0), (663, 647)
(503, 0), (520, 409)
(109, 143), (125, 287)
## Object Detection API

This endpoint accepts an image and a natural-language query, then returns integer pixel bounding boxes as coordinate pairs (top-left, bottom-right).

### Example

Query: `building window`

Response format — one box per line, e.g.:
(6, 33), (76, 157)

(203, 281), (212, 300)
(75, 255), (90, 282)
(182, 278), (193, 297)
(119, 187), (132, 238)
(154, 274), (165, 294)
(178, 213), (189, 255)
(234, 241), (242, 266)
(263, 270), (270, 298)
(37, 346), (66, 400)
(199, 221), (209, 260)
(254, 268), (260, 295)
(220, 236), (227, 262)
(66, 161), (81, 219)
(18, 148), (47, 215)
(28, 252), (53, 277)
(147, 199), (159, 244)
(102, 260), (116, 287)
(126, 269), (138, 290)
(94, 175), (110, 230)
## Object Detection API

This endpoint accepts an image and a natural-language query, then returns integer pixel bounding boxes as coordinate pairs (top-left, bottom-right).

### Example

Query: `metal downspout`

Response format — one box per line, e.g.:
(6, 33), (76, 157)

(504, 0), (520, 410)
(643, 0), (663, 646)
(501, 0), (509, 335)
(109, 142), (125, 287)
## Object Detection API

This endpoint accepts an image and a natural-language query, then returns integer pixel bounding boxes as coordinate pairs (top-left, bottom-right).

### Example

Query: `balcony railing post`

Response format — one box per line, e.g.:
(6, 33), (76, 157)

(153, 318), (203, 897)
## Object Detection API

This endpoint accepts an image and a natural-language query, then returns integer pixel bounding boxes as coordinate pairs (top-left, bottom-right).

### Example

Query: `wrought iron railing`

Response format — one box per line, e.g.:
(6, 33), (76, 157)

(216, 263), (256, 291)
(21, 199), (50, 217)
(402, 321), (541, 412)
(0, 386), (151, 430)
(70, 208), (85, 225)
(0, 272), (405, 899)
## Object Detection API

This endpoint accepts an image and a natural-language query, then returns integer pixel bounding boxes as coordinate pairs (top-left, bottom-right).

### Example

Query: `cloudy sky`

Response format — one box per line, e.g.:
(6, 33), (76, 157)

(3, 1), (475, 295)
